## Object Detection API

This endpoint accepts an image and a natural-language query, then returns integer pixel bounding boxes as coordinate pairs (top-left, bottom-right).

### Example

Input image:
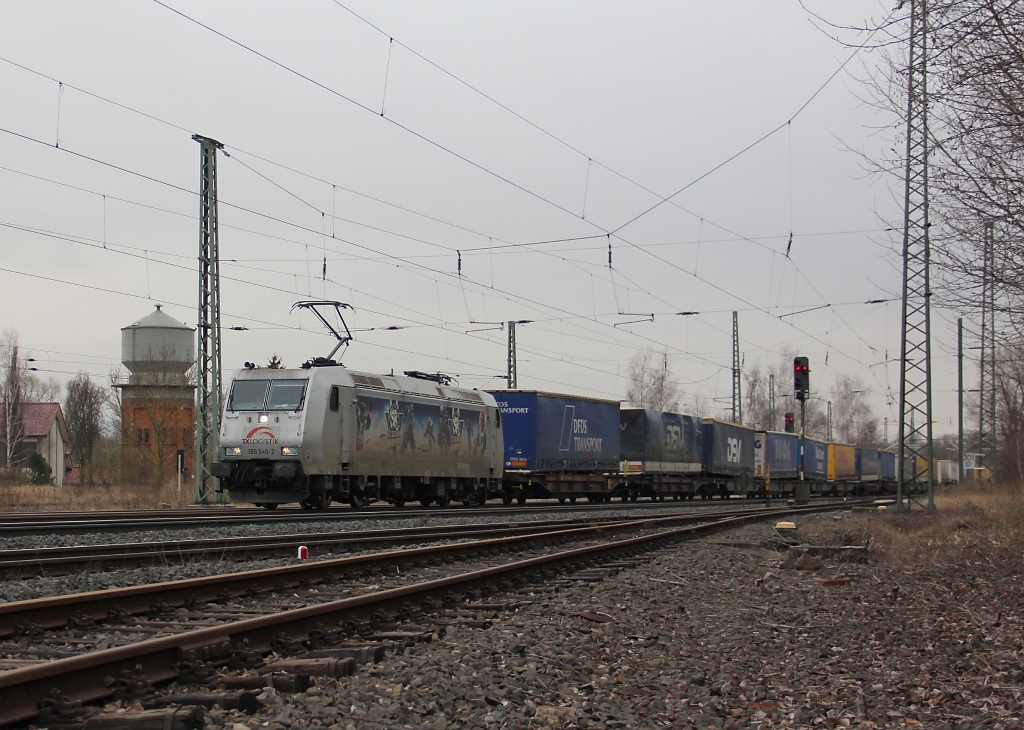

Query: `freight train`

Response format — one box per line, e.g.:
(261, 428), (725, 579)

(211, 360), (957, 510)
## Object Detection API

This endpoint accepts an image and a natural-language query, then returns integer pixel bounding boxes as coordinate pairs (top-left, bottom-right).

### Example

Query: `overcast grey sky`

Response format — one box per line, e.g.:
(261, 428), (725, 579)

(0, 2), (966, 433)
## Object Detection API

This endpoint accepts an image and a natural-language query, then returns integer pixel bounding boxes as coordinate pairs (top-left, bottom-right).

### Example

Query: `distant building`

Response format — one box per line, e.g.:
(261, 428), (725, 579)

(1, 402), (72, 485)
(115, 305), (196, 482)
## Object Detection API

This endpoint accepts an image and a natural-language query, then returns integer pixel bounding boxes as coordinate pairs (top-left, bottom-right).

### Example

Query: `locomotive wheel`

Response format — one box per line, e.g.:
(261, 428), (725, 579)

(349, 493), (367, 509)
(259, 503), (279, 510)
(419, 496), (433, 507)
(299, 498), (313, 510)
(436, 493), (452, 508)
(316, 494), (333, 511)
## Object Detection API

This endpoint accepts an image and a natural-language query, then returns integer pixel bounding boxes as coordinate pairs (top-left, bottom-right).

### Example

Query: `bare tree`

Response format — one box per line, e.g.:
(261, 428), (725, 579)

(64, 372), (107, 484)
(625, 347), (680, 412)
(996, 341), (1024, 485)
(687, 394), (712, 418)
(831, 374), (879, 445)
(0, 329), (24, 469)
(22, 373), (62, 403)
(836, 3), (1024, 334)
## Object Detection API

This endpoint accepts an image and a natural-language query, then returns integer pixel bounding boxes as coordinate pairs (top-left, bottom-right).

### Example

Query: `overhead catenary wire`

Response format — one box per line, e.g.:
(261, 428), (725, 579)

(0, 5), (901, 401)
(0, 47), (888, 376)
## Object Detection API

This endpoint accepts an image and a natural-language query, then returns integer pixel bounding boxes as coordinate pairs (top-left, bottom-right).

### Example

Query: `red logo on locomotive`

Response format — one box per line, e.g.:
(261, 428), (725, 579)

(243, 426), (277, 444)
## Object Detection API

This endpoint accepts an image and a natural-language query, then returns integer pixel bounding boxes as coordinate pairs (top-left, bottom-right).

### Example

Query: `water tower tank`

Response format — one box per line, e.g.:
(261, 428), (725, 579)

(121, 304), (195, 376)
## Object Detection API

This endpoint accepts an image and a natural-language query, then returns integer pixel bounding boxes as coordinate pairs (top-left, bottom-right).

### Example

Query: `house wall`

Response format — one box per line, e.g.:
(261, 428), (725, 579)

(18, 423), (67, 485)
(122, 393), (195, 478)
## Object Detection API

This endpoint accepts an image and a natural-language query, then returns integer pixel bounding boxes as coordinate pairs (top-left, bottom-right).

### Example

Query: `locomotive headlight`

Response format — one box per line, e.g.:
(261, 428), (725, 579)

(281, 446), (298, 456)
(224, 446), (242, 457)
(258, 413), (270, 424)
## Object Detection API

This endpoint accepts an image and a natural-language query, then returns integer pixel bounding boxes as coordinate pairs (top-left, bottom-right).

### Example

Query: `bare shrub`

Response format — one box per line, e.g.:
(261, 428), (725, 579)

(851, 484), (1024, 568)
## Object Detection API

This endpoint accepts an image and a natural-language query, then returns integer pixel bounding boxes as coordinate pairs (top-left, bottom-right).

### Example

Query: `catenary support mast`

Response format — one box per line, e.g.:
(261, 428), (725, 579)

(979, 221), (997, 482)
(194, 135), (224, 505)
(506, 321), (518, 390)
(731, 311), (741, 424)
(896, 0), (935, 511)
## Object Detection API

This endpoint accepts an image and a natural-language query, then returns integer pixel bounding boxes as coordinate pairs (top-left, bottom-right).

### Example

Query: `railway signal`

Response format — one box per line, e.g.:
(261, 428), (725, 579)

(784, 412), (795, 433)
(794, 357), (810, 401)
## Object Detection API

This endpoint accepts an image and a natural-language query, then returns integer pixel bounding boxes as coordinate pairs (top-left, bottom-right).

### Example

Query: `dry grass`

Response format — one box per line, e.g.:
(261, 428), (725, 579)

(0, 481), (195, 511)
(845, 484), (1024, 567)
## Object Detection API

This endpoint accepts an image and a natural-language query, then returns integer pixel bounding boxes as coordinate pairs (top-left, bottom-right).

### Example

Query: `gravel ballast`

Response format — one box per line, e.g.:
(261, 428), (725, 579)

(78, 509), (1024, 729)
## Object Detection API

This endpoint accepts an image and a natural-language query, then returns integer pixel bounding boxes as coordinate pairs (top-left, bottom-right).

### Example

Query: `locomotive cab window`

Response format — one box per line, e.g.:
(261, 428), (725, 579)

(266, 380), (308, 411)
(329, 386), (339, 412)
(227, 380), (270, 411)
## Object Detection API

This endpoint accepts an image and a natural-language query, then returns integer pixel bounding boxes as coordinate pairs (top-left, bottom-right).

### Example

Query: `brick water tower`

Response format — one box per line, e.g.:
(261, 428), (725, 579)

(117, 305), (196, 483)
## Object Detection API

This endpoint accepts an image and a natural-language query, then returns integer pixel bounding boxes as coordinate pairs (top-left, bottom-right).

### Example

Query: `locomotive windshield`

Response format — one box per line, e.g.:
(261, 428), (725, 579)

(227, 380), (269, 411)
(227, 379), (307, 411)
(266, 380), (307, 410)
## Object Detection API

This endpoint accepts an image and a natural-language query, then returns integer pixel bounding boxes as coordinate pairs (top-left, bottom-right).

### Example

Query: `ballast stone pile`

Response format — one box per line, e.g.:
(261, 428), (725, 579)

(167, 514), (1024, 728)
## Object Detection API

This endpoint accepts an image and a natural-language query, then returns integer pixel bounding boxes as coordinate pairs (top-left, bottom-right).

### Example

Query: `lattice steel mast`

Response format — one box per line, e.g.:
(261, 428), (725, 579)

(194, 135), (224, 505)
(979, 221), (997, 480)
(731, 311), (742, 424)
(506, 321), (518, 389)
(896, 0), (935, 510)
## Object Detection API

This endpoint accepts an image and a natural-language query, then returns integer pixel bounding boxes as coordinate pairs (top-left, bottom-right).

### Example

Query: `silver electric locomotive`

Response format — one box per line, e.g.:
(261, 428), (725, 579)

(212, 363), (504, 509)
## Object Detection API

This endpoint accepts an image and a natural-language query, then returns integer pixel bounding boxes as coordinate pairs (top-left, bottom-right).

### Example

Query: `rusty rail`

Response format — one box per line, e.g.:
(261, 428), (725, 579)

(0, 502), (856, 726)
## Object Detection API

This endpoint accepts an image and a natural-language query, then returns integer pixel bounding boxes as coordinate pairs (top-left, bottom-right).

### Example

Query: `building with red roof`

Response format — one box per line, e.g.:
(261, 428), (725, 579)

(3, 402), (72, 485)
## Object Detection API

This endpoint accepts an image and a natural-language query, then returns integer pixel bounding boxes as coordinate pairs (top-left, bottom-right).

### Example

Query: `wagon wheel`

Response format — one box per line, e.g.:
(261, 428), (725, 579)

(349, 492), (368, 509)
(259, 503), (279, 510)
(517, 492), (527, 506)
(419, 496), (434, 507)
(436, 493), (452, 508)
(316, 494), (333, 511)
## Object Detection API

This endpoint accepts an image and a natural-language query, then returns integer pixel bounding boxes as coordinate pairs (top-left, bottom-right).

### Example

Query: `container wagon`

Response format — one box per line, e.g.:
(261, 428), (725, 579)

(619, 408), (703, 501)
(754, 430), (800, 497)
(827, 443), (858, 495)
(700, 419), (756, 498)
(488, 390), (620, 503)
(856, 448), (883, 494)
(803, 437), (829, 488)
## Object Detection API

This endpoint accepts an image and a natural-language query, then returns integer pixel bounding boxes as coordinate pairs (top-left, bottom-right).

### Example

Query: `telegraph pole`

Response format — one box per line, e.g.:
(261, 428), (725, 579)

(827, 401), (833, 442)
(194, 135), (224, 505)
(731, 311), (741, 424)
(768, 373), (776, 431)
(896, 0), (935, 511)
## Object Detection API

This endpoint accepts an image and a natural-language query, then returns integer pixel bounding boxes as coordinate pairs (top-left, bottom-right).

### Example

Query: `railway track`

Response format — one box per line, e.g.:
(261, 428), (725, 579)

(0, 501), (859, 727)
(0, 497), (823, 537)
(0, 515), (649, 579)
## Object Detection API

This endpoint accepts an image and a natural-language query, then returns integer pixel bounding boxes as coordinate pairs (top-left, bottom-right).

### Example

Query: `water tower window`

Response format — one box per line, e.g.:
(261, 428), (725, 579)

(266, 380), (308, 411)
(228, 380), (270, 411)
